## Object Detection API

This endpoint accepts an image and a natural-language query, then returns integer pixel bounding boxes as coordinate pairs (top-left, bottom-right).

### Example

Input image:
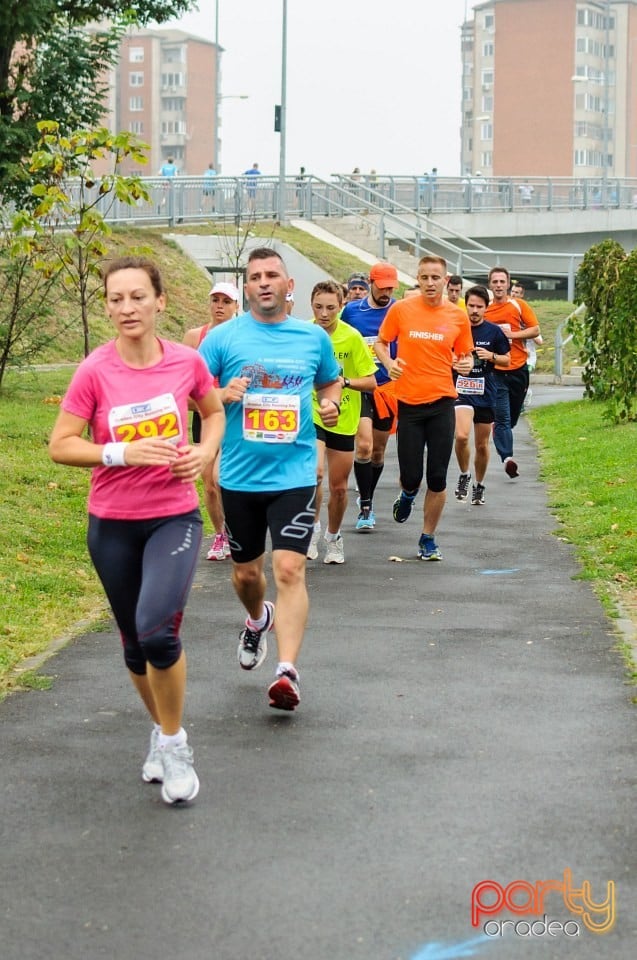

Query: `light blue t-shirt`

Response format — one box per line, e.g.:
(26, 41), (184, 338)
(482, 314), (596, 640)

(199, 312), (339, 491)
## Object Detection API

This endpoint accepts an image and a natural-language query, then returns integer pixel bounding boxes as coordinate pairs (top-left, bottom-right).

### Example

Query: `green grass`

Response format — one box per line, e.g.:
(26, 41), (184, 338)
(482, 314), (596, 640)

(528, 399), (637, 669)
(0, 369), (109, 696)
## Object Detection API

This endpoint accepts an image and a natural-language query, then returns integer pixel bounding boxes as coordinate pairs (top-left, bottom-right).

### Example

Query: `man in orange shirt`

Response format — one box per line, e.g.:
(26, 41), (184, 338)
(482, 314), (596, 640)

(486, 267), (540, 479)
(374, 255), (474, 560)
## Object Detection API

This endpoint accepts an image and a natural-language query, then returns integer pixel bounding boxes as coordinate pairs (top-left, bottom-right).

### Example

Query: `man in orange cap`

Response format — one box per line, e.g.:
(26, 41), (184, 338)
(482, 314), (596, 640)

(341, 261), (399, 531)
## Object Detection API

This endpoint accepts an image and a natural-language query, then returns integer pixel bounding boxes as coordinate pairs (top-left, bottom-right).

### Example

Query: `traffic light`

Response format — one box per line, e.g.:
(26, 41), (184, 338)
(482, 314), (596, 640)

(274, 105), (281, 133)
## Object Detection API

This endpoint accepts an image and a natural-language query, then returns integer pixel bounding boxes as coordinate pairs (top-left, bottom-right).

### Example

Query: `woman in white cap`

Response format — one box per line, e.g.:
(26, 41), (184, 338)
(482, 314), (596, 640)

(183, 281), (240, 560)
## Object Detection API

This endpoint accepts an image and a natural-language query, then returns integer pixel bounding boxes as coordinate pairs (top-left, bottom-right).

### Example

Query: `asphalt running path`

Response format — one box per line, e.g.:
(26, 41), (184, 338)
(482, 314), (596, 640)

(1, 386), (634, 960)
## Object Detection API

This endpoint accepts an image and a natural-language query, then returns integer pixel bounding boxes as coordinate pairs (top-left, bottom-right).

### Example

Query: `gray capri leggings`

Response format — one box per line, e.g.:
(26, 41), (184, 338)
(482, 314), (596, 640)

(87, 509), (202, 674)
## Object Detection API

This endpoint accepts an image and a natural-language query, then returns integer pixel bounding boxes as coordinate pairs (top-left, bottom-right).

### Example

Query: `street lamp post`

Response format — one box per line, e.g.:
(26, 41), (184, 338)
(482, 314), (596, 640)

(214, 0), (220, 170)
(277, 0), (288, 222)
(602, 0), (611, 194)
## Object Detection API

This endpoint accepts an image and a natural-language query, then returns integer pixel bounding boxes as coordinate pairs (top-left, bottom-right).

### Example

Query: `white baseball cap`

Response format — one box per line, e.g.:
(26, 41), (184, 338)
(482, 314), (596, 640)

(209, 281), (240, 301)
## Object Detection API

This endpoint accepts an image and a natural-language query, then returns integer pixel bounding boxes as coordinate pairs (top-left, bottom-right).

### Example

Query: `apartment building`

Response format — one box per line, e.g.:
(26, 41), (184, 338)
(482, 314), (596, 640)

(460, 0), (637, 178)
(100, 28), (219, 177)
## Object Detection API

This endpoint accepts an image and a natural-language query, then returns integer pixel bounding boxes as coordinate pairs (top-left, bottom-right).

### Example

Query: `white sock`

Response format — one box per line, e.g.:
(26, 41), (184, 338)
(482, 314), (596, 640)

(313, 521), (321, 534)
(325, 530), (340, 542)
(247, 606), (269, 630)
(158, 727), (187, 749)
(276, 661), (298, 679)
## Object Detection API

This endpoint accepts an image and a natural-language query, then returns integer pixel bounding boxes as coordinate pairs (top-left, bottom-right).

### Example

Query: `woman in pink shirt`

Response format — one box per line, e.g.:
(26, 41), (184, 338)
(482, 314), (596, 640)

(49, 256), (224, 806)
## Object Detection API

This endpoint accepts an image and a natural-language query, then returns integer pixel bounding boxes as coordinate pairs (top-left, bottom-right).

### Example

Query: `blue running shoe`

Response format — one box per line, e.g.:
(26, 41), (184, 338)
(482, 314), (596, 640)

(393, 492), (415, 523)
(418, 534), (443, 561)
(355, 509), (375, 532)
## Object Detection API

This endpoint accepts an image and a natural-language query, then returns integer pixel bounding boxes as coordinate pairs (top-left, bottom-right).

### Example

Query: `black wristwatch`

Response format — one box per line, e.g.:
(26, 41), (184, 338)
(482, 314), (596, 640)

(343, 377), (351, 389)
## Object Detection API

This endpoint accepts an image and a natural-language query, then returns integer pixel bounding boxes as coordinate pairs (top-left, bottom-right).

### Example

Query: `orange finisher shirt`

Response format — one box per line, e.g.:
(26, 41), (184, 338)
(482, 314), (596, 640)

(378, 298), (474, 405)
(485, 298), (539, 370)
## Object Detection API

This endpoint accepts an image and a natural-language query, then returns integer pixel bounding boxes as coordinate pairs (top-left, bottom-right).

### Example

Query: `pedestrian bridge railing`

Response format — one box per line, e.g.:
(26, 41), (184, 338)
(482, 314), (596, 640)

(60, 172), (637, 229)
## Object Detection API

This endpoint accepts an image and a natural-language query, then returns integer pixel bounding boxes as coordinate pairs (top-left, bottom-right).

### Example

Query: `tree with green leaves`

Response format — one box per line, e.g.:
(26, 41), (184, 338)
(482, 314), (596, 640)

(0, 1), (194, 200)
(572, 238), (637, 423)
(2, 121), (151, 377)
(0, 234), (70, 389)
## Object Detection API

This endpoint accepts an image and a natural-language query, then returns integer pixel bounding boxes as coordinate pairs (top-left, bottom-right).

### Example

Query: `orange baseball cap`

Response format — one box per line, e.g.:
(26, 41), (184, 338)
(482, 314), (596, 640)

(369, 263), (398, 288)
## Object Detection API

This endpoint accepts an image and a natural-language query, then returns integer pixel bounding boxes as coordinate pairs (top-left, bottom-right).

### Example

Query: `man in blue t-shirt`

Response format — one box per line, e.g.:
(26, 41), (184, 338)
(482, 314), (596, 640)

(243, 162), (261, 209)
(341, 261), (398, 530)
(453, 284), (511, 506)
(159, 157), (178, 177)
(199, 247), (340, 713)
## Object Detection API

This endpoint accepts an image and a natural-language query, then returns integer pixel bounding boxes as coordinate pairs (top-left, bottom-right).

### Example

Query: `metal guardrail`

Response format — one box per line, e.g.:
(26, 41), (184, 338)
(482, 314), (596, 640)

(301, 178), (584, 297)
(554, 303), (586, 380)
(79, 172), (637, 227)
(43, 173), (636, 300)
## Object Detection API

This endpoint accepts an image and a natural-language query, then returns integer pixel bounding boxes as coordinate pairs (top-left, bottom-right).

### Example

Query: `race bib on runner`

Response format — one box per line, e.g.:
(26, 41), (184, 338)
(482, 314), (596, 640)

(364, 335), (381, 365)
(456, 376), (485, 396)
(108, 393), (183, 443)
(242, 392), (300, 442)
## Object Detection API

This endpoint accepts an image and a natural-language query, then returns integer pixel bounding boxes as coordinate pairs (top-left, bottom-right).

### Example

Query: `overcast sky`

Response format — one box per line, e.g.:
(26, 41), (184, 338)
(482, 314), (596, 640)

(159, 0), (483, 177)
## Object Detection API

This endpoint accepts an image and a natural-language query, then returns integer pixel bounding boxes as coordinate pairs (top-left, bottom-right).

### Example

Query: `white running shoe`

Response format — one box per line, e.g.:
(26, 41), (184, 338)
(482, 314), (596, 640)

(222, 531), (231, 557)
(206, 533), (226, 561)
(307, 530), (319, 560)
(141, 727), (163, 783)
(323, 535), (345, 564)
(160, 741), (200, 805)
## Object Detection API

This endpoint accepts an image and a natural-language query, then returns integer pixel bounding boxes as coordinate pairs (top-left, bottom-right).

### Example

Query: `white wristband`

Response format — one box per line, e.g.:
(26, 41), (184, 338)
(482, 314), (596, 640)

(102, 442), (128, 467)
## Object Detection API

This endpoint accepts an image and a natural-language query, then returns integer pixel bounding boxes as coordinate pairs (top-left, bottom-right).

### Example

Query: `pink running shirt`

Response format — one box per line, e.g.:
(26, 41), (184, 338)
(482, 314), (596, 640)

(62, 338), (215, 519)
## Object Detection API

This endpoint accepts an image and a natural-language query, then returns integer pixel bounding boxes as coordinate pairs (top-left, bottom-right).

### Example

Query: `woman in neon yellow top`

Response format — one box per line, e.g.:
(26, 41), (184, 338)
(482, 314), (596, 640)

(309, 281), (377, 565)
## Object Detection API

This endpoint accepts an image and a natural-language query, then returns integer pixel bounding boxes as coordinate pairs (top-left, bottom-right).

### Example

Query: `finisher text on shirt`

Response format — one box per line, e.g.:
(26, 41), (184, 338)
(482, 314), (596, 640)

(409, 330), (444, 341)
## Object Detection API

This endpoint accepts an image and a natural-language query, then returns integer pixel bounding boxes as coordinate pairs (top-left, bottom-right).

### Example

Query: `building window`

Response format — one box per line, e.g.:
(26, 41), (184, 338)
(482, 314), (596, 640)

(129, 72), (144, 87)
(162, 97), (186, 112)
(482, 95), (493, 112)
(129, 121), (144, 134)
(161, 72), (185, 90)
(463, 87), (473, 102)
(163, 46), (186, 64)
(480, 122), (493, 140)
(482, 42), (494, 57)
(484, 14), (494, 29)
(481, 151), (492, 167)
(129, 96), (143, 111)
(481, 69), (493, 88)
(129, 47), (144, 63)
(161, 120), (187, 135)
(574, 149), (587, 166)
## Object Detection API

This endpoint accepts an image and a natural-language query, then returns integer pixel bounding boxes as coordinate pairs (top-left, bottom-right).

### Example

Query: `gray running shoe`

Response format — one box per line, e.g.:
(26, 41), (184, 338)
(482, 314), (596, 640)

(455, 472), (471, 501)
(472, 483), (486, 505)
(237, 600), (274, 670)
